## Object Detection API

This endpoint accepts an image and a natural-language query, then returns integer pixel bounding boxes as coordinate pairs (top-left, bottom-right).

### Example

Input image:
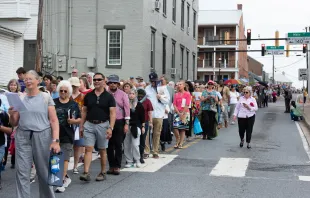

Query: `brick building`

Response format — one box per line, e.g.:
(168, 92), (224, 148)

(197, 4), (248, 82)
(247, 55), (263, 76)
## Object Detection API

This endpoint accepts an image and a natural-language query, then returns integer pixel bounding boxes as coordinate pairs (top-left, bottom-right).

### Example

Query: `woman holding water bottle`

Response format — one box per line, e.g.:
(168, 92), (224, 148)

(54, 80), (81, 193)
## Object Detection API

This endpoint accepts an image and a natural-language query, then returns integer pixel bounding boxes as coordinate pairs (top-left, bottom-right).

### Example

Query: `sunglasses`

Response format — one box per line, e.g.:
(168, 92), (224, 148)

(60, 90), (68, 93)
(93, 78), (104, 82)
(207, 83), (213, 85)
(97, 96), (100, 104)
(244, 92), (249, 94)
(109, 82), (118, 85)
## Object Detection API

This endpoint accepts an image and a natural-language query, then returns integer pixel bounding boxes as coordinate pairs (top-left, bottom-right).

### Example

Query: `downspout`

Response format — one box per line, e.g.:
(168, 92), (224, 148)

(68, 0), (72, 61)
(95, 0), (99, 72)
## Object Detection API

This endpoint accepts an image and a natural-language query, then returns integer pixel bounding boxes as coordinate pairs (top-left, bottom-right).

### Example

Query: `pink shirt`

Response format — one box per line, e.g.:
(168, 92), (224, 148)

(109, 89), (130, 120)
(233, 96), (258, 118)
(173, 91), (191, 112)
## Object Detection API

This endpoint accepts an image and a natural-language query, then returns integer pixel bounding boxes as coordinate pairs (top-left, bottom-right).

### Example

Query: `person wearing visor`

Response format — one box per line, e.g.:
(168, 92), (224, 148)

(200, 80), (219, 140)
(233, 86), (258, 149)
(144, 72), (170, 159)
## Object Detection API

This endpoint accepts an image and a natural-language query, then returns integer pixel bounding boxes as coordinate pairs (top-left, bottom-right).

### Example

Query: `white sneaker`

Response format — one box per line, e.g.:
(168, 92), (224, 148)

(124, 163), (134, 168)
(136, 162), (142, 168)
(73, 168), (79, 174)
(63, 176), (72, 188)
(55, 186), (65, 193)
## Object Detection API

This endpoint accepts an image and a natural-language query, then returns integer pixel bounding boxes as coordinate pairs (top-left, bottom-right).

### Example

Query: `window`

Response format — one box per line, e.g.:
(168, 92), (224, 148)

(172, 0), (176, 23)
(193, 54), (196, 80)
(172, 40), (176, 69)
(163, 0), (167, 16)
(186, 50), (189, 80)
(181, 0), (185, 29)
(151, 30), (156, 69)
(107, 30), (122, 65)
(187, 4), (190, 30)
(193, 10), (197, 38)
(180, 46), (184, 79)
(162, 36), (167, 74)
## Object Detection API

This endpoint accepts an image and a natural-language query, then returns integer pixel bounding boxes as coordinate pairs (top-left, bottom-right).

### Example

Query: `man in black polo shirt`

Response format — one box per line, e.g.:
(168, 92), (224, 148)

(0, 99), (13, 190)
(79, 73), (116, 182)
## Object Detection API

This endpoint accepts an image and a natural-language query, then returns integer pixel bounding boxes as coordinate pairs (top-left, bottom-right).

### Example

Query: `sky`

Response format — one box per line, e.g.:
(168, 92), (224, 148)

(199, 0), (310, 88)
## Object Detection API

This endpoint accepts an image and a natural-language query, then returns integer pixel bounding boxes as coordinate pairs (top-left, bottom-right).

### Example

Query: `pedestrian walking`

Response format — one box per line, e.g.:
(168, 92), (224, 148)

(233, 86), (258, 149)
(79, 73), (116, 182)
(0, 101), (12, 190)
(200, 80), (219, 140)
(54, 80), (81, 193)
(107, 74), (130, 175)
(173, 81), (191, 148)
(8, 70), (60, 198)
(124, 88), (145, 168)
(137, 89), (153, 162)
(145, 72), (170, 159)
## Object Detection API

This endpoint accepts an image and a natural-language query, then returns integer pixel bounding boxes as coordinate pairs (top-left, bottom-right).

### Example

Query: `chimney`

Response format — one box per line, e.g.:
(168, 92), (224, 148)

(237, 4), (243, 10)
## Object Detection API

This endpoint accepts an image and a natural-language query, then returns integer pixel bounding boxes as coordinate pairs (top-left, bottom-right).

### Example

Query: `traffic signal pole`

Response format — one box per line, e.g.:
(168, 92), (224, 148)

(273, 55), (275, 84)
(306, 27), (309, 92)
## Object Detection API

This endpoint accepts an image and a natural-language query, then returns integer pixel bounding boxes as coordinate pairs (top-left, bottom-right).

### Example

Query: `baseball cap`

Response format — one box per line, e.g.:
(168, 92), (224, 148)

(107, 74), (120, 84)
(69, 77), (81, 87)
(149, 72), (158, 82)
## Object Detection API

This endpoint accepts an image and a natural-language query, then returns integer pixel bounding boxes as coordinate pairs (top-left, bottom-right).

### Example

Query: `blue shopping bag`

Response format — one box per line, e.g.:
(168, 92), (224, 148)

(48, 151), (64, 187)
(193, 117), (203, 135)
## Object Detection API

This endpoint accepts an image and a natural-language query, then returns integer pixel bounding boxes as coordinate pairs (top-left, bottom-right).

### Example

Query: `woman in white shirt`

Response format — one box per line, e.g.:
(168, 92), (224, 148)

(233, 86), (258, 149)
(229, 85), (240, 125)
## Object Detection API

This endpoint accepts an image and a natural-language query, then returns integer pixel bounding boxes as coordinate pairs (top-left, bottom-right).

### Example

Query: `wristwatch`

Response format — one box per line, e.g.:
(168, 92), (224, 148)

(52, 139), (60, 143)
(109, 126), (114, 131)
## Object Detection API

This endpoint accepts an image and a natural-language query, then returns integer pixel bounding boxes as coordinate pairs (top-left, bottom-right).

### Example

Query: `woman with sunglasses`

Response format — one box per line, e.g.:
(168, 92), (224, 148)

(200, 80), (219, 140)
(54, 80), (81, 193)
(233, 86), (258, 149)
(68, 77), (85, 174)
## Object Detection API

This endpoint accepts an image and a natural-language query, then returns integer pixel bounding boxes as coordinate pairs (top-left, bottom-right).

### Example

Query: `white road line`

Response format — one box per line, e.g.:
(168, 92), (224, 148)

(298, 176), (310, 181)
(295, 122), (310, 161)
(210, 158), (250, 178)
(67, 153), (99, 171)
(121, 154), (178, 173)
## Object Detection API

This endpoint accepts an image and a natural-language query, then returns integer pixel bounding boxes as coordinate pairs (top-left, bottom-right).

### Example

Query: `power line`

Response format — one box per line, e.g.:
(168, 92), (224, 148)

(275, 58), (305, 69)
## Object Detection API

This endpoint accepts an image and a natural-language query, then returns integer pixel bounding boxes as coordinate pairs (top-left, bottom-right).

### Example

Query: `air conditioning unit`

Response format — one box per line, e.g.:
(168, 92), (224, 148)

(171, 68), (177, 75)
(155, 0), (161, 10)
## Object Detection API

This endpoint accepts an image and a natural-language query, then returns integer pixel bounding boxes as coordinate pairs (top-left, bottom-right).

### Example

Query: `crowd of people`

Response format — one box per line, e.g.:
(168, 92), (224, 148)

(2, 66), (300, 197)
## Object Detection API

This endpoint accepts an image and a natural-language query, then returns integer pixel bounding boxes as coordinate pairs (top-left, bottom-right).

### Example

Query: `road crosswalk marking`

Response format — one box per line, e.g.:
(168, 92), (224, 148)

(209, 158), (250, 177)
(67, 153), (99, 171)
(298, 176), (310, 181)
(121, 154), (178, 173)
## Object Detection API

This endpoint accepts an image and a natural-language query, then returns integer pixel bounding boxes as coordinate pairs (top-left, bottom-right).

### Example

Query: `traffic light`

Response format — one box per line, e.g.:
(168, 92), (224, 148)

(261, 44), (265, 56)
(303, 44), (307, 53)
(247, 29), (251, 45)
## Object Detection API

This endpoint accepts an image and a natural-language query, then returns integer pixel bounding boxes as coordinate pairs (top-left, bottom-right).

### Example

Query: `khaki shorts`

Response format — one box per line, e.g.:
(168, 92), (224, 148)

(60, 143), (73, 161)
(83, 121), (109, 149)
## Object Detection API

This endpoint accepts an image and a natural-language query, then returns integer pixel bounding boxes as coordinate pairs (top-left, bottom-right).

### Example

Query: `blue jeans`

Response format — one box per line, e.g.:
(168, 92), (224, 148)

(0, 145), (5, 177)
(217, 105), (222, 124)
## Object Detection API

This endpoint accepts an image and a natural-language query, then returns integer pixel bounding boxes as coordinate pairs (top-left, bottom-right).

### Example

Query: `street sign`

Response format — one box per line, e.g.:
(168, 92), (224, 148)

(266, 46), (284, 55)
(298, 68), (308, 81)
(287, 32), (310, 45)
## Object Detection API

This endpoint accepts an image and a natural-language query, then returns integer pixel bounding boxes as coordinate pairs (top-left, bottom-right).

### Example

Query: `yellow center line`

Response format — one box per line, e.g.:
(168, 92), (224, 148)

(170, 138), (201, 154)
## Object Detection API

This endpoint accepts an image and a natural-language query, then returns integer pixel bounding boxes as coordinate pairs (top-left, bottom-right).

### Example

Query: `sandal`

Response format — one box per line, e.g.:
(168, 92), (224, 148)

(177, 145), (183, 149)
(174, 144), (179, 149)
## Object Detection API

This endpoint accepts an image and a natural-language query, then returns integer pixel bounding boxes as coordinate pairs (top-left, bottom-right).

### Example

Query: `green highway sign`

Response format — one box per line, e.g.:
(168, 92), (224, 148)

(266, 46), (284, 55)
(266, 46), (284, 50)
(288, 32), (310, 37)
(287, 32), (310, 45)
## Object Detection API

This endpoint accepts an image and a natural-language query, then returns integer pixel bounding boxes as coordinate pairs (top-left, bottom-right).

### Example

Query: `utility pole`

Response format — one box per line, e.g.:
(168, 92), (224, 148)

(306, 27), (309, 92)
(35, 0), (43, 72)
(272, 55), (275, 84)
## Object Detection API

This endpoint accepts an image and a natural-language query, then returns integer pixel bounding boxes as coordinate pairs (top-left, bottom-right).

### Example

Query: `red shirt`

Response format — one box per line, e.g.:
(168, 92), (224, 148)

(142, 98), (153, 121)
(81, 89), (93, 95)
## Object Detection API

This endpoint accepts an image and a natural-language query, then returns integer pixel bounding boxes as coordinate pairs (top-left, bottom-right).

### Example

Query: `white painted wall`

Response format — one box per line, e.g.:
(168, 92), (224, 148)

(0, 34), (15, 85)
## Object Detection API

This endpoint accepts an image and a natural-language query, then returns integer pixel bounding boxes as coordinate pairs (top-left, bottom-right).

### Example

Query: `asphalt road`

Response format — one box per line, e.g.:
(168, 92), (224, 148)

(1, 99), (310, 198)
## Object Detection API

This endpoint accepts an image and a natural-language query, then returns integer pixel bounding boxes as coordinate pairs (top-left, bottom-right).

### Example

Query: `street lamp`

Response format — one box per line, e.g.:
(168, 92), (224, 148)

(218, 57), (222, 81)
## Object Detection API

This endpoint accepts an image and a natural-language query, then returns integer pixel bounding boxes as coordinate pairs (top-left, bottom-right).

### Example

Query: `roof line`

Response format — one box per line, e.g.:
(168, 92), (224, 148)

(0, 25), (22, 37)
